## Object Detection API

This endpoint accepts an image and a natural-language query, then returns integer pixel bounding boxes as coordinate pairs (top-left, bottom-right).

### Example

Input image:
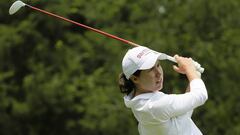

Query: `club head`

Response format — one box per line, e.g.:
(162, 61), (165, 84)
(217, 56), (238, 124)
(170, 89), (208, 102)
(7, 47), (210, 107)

(9, 0), (26, 15)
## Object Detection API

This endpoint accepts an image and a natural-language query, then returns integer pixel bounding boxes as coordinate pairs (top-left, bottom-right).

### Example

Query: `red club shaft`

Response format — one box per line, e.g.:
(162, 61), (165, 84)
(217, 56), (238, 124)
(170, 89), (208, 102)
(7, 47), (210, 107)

(25, 4), (139, 47)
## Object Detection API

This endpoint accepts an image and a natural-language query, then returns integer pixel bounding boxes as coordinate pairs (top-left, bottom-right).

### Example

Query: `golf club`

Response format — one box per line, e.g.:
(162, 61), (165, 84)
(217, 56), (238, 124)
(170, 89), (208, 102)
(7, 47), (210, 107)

(9, 0), (204, 73)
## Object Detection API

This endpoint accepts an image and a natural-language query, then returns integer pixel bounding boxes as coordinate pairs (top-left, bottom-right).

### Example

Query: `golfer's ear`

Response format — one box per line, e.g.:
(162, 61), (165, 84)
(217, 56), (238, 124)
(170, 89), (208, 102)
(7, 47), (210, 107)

(130, 75), (138, 83)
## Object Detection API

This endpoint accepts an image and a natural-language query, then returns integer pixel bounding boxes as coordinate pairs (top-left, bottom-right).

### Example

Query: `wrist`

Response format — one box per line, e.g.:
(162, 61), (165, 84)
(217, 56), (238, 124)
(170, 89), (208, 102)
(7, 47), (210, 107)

(186, 69), (200, 81)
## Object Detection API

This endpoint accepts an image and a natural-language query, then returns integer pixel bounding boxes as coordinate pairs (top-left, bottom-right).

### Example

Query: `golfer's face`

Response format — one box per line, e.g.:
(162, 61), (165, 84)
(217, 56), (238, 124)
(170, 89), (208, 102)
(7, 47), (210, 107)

(138, 61), (163, 91)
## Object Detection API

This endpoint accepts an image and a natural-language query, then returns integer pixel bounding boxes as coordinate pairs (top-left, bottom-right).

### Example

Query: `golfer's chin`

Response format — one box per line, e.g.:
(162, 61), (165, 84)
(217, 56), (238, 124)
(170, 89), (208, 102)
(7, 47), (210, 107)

(154, 83), (163, 91)
(156, 86), (163, 91)
(158, 85), (163, 91)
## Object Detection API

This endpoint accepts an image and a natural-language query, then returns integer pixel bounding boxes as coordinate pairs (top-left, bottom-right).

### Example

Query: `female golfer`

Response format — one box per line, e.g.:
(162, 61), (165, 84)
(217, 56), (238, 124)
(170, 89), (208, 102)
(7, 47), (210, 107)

(119, 46), (208, 135)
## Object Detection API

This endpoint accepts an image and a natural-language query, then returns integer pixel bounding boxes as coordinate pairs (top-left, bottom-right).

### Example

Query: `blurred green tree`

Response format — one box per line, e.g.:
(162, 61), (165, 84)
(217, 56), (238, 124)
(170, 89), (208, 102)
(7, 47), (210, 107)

(0, 0), (239, 135)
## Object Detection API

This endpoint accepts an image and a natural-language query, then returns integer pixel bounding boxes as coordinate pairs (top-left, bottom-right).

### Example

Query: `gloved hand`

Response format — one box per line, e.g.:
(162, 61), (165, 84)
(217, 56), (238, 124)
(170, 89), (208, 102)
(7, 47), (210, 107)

(196, 71), (201, 78)
(155, 51), (204, 73)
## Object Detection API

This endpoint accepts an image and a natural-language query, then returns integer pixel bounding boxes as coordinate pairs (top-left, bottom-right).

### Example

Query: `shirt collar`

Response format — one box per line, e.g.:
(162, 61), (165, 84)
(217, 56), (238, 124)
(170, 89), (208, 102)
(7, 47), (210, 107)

(125, 91), (158, 101)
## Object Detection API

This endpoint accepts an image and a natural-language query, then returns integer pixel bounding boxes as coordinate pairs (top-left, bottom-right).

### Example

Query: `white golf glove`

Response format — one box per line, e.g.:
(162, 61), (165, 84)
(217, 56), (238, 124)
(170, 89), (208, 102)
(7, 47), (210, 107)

(196, 71), (201, 78)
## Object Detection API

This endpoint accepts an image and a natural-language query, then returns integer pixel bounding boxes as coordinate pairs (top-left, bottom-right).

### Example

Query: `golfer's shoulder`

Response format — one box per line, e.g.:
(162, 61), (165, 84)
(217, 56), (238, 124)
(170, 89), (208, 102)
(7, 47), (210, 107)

(134, 91), (167, 106)
(151, 91), (167, 99)
(147, 91), (170, 105)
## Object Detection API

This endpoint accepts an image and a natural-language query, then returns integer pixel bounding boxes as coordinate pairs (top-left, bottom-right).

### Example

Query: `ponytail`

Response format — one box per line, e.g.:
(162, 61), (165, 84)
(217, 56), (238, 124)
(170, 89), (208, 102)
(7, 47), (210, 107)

(118, 70), (141, 95)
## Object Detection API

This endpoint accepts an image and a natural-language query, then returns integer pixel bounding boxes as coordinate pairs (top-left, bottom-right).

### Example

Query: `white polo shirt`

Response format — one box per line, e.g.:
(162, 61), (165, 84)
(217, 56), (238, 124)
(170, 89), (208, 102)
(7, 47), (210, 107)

(124, 79), (208, 135)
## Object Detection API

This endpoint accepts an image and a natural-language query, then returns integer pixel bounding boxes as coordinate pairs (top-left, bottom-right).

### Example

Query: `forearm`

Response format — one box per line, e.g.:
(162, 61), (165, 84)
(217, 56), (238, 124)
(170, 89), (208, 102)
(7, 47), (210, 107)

(186, 69), (200, 82)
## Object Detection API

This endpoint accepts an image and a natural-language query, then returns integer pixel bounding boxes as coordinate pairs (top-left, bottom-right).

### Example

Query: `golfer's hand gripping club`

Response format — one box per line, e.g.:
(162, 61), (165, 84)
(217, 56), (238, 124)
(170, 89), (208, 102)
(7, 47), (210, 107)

(169, 56), (204, 73)
(157, 53), (204, 73)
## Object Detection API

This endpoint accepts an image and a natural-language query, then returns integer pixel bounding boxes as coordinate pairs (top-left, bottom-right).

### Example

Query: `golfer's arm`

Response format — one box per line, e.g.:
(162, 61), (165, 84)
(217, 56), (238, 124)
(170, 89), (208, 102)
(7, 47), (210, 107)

(155, 79), (208, 119)
(185, 84), (194, 117)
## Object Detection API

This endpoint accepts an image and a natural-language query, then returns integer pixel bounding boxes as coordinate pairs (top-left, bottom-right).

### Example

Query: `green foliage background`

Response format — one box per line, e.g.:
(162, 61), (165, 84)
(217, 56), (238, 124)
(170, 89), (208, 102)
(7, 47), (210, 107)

(0, 0), (239, 134)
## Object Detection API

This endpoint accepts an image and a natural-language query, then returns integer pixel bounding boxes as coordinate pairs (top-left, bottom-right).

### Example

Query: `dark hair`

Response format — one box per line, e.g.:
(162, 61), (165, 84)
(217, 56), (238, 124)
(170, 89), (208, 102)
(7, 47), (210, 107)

(118, 70), (141, 95)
